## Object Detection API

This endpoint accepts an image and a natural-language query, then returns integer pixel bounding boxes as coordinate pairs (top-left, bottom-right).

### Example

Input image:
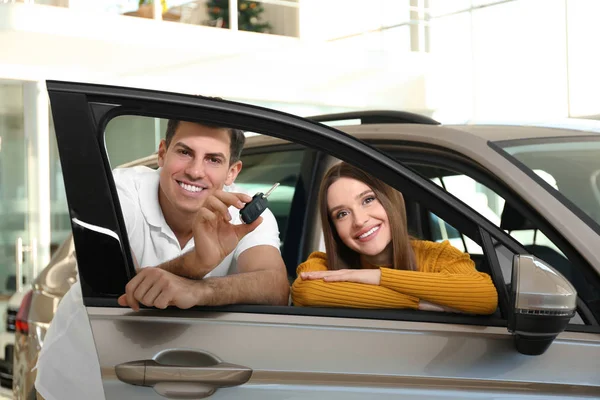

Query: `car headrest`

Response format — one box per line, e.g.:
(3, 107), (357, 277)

(500, 203), (535, 231)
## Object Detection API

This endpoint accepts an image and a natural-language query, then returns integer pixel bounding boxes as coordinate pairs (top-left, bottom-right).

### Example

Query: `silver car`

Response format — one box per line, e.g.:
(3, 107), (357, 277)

(15, 81), (600, 399)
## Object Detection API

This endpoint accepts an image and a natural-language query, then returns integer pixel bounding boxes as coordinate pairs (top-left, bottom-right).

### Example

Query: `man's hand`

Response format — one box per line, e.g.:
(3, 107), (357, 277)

(300, 269), (382, 285)
(192, 191), (263, 271)
(117, 268), (212, 311)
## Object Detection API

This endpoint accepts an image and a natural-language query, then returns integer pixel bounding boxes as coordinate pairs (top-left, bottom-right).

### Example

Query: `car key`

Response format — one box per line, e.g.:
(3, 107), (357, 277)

(240, 182), (280, 224)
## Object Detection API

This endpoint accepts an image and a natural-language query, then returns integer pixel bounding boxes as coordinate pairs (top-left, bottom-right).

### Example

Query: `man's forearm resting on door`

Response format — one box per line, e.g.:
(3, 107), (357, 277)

(201, 268), (289, 306)
(159, 251), (213, 280)
(119, 245), (289, 310)
(186, 245), (289, 306)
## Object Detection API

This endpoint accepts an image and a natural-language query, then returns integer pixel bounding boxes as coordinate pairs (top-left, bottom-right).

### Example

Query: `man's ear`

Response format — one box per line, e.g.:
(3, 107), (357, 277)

(225, 160), (243, 186)
(157, 139), (167, 167)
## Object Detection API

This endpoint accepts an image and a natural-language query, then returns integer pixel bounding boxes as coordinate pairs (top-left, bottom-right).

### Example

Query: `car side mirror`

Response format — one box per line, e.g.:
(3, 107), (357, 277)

(507, 254), (577, 356)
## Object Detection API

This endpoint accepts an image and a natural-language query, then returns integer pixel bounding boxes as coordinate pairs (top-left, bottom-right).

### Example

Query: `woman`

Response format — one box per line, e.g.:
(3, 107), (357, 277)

(291, 162), (498, 314)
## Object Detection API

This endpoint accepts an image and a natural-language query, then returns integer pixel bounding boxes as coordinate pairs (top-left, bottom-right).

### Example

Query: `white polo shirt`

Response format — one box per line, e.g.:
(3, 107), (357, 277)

(35, 166), (281, 400)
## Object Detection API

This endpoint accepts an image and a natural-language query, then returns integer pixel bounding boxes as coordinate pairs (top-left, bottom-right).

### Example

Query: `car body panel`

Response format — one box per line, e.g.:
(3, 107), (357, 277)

(90, 308), (600, 399)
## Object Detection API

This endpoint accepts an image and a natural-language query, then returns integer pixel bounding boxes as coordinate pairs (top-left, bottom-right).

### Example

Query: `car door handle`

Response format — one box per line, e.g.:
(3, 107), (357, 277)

(115, 351), (252, 399)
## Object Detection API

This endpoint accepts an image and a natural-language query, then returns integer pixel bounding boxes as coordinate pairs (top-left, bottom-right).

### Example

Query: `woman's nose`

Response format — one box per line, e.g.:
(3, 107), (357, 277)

(352, 209), (369, 227)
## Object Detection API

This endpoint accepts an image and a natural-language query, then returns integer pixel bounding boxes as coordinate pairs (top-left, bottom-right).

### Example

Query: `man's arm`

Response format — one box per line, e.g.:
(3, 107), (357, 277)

(118, 191), (289, 309)
(203, 245), (289, 306)
(158, 251), (209, 280)
(117, 246), (288, 310)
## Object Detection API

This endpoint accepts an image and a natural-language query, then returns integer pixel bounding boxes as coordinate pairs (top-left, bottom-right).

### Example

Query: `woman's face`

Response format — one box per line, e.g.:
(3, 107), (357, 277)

(327, 177), (392, 262)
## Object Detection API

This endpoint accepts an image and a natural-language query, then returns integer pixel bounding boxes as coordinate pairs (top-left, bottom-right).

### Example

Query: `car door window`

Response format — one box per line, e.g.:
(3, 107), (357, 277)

(405, 160), (598, 324)
(410, 164), (572, 276)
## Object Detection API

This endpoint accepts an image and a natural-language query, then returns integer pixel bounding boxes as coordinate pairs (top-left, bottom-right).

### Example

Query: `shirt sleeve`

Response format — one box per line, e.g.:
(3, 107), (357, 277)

(112, 168), (146, 265)
(112, 168), (141, 236)
(291, 252), (419, 309)
(379, 241), (498, 314)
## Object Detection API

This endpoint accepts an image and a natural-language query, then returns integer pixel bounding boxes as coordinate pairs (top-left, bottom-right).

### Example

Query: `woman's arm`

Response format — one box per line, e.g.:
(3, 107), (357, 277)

(380, 241), (498, 314)
(292, 252), (419, 309)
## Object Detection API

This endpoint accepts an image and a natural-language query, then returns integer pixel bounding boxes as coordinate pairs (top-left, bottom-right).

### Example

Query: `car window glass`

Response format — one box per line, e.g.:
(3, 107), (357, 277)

(408, 162), (596, 324)
(428, 212), (482, 254)
(415, 165), (568, 257)
(497, 137), (600, 230)
(104, 116), (166, 167)
(235, 150), (304, 248)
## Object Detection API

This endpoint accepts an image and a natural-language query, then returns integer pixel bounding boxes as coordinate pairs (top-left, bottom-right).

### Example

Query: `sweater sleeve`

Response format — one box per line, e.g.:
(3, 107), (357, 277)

(291, 252), (419, 309)
(379, 241), (498, 315)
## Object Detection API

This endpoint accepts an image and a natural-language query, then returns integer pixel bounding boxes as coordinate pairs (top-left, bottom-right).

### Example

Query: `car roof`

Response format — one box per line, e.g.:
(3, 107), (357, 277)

(117, 120), (600, 168)
(244, 122), (600, 149)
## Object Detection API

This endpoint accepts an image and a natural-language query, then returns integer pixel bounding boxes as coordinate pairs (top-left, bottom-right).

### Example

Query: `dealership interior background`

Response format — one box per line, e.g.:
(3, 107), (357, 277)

(0, 1), (599, 390)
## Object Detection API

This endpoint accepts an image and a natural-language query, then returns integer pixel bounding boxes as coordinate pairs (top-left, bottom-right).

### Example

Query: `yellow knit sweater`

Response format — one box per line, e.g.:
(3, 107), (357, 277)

(291, 240), (498, 315)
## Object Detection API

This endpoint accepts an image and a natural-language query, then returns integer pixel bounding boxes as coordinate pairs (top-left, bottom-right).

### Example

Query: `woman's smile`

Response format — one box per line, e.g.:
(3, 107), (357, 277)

(355, 224), (381, 242)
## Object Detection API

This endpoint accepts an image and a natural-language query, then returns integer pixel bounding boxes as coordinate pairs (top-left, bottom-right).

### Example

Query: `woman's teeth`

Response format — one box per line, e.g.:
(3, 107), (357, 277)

(359, 225), (380, 239)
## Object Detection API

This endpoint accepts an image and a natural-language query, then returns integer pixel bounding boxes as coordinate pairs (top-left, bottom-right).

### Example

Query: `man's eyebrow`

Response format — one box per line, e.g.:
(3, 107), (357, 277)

(205, 152), (226, 159)
(174, 142), (194, 153)
(328, 190), (374, 215)
(173, 144), (226, 160)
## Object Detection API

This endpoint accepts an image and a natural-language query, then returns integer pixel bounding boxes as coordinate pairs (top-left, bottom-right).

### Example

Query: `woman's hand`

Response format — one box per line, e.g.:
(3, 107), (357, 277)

(418, 300), (462, 313)
(300, 269), (381, 285)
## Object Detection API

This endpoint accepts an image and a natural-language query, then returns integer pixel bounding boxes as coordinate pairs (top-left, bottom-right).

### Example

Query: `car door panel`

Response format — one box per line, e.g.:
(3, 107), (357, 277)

(47, 81), (600, 399)
(90, 308), (599, 399)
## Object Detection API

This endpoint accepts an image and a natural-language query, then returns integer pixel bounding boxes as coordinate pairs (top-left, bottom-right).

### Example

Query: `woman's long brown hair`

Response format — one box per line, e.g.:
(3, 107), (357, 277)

(319, 162), (416, 271)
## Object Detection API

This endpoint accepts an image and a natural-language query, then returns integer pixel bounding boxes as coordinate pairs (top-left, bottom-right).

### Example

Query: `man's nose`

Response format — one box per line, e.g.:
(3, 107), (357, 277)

(185, 158), (205, 180)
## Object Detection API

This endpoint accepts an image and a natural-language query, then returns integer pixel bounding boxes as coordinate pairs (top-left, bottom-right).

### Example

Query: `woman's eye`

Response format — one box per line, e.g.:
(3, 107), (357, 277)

(363, 196), (376, 205)
(335, 211), (348, 219)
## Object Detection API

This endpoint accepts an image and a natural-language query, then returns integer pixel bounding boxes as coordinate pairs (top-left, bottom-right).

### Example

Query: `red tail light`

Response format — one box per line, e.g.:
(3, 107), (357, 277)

(16, 290), (33, 335)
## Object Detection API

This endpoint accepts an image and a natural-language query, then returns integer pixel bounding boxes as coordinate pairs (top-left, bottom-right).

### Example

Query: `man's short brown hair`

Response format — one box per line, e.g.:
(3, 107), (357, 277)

(164, 119), (245, 165)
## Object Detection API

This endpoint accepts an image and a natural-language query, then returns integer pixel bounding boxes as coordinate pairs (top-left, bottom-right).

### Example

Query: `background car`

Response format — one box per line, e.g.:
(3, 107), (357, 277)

(13, 83), (600, 399)
(0, 290), (25, 390)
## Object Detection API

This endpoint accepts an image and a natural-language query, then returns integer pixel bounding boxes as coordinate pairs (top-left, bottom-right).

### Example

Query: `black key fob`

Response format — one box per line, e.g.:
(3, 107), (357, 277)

(240, 193), (268, 224)
(239, 183), (279, 224)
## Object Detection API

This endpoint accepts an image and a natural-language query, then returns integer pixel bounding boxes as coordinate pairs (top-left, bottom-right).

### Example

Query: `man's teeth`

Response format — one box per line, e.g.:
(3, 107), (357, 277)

(179, 182), (204, 193)
(359, 226), (380, 239)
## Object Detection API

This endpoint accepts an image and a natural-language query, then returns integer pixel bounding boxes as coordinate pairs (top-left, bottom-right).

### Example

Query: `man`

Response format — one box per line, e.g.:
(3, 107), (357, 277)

(35, 120), (289, 400)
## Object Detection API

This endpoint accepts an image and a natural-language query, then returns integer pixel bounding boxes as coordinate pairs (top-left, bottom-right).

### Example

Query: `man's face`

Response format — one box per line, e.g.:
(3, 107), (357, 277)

(157, 122), (241, 217)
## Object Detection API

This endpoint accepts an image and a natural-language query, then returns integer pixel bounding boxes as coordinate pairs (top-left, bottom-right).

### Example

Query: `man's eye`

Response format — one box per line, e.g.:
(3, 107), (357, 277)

(177, 149), (190, 156)
(207, 157), (223, 164)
